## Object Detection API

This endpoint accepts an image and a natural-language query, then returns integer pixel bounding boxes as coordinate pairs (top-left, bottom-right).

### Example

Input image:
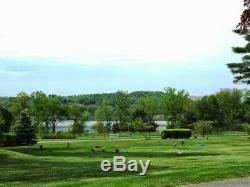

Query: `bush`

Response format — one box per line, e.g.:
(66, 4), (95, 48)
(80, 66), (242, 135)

(92, 123), (108, 134)
(193, 121), (213, 137)
(41, 131), (75, 139)
(241, 124), (250, 140)
(0, 133), (16, 146)
(241, 123), (250, 133)
(161, 129), (191, 139)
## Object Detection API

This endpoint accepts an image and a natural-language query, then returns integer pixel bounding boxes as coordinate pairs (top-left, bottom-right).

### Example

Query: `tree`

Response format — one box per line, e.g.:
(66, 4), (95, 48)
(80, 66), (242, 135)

(242, 90), (250, 123)
(0, 106), (14, 133)
(196, 89), (245, 130)
(228, 1), (250, 84)
(216, 89), (244, 130)
(132, 96), (159, 131)
(12, 111), (37, 146)
(30, 92), (67, 133)
(69, 105), (89, 136)
(228, 36), (250, 84)
(131, 119), (154, 140)
(10, 92), (30, 120)
(193, 121), (213, 137)
(46, 98), (68, 133)
(95, 100), (113, 133)
(92, 122), (108, 134)
(30, 91), (50, 131)
(161, 87), (190, 128)
(114, 91), (131, 131)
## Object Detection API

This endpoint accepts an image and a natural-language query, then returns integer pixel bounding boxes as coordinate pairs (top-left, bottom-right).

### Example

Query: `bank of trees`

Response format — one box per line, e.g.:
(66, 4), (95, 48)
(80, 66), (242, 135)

(0, 88), (249, 146)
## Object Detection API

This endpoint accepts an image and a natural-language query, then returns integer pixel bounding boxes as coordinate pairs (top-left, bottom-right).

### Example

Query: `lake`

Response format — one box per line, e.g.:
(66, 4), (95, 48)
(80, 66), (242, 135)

(56, 120), (169, 132)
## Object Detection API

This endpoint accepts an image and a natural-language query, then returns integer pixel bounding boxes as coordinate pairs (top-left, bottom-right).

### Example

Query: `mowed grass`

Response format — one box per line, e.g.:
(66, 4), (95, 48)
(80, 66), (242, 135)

(0, 133), (250, 187)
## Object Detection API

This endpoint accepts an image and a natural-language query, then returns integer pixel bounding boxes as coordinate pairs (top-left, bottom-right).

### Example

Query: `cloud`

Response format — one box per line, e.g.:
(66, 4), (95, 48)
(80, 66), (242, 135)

(0, 0), (244, 64)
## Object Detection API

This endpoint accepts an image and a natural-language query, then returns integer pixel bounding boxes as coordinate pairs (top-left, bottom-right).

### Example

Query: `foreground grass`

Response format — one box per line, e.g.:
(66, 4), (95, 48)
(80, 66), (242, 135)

(0, 133), (250, 187)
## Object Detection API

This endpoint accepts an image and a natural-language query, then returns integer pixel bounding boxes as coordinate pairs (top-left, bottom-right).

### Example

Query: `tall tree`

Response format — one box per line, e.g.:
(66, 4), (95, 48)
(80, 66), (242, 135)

(132, 96), (159, 131)
(95, 100), (113, 133)
(0, 106), (14, 133)
(30, 91), (49, 128)
(69, 105), (89, 136)
(161, 87), (190, 128)
(228, 1), (250, 84)
(10, 92), (30, 120)
(46, 98), (67, 133)
(114, 91), (131, 131)
(196, 89), (244, 130)
(13, 111), (37, 146)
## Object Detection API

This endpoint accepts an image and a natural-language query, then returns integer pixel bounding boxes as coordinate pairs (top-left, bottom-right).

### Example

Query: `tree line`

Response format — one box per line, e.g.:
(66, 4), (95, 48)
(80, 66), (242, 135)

(0, 88), (249, 145)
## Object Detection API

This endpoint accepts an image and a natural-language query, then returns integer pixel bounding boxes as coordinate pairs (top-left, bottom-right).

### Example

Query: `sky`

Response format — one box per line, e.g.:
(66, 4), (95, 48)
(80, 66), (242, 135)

(0, 0), (248, 96)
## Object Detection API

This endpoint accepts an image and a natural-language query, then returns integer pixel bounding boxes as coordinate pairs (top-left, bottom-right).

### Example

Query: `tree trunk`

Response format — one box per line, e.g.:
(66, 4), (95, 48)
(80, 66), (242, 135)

(52, 122), (56, 133)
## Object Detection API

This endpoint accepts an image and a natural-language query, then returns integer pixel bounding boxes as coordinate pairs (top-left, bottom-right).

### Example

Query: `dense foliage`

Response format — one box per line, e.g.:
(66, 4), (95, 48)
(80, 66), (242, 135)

(11, 111), (37, 146)
(0, 88), (249, 145)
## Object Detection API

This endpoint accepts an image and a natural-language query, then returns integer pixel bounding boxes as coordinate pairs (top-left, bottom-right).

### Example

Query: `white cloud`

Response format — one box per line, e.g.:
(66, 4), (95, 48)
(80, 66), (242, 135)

(0, 0), (244, 65)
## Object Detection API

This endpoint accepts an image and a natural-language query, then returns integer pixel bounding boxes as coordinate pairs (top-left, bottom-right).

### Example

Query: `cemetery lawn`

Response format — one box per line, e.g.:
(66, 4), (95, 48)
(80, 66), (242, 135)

(0, 133), (250, 187)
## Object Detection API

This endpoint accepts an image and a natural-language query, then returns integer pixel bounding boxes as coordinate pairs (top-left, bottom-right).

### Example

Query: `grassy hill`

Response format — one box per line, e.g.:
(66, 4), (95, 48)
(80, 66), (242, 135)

(0, 132), (250, 187)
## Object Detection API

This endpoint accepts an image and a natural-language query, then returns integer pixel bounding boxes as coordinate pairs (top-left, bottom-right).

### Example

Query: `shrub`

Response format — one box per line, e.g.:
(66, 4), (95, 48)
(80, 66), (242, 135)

(193, 121), (213, 137)
(41, 131), (75, 139)
(161, 129), (192, 139)
(0, 133), (16, 146)
(92, 123), (108, 134)
(240, 123), (250, 141)
(241, 123), (250, 132)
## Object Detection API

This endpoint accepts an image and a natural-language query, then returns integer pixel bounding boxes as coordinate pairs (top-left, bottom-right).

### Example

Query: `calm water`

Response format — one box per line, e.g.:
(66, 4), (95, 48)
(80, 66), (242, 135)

(56, 120), (169, 132)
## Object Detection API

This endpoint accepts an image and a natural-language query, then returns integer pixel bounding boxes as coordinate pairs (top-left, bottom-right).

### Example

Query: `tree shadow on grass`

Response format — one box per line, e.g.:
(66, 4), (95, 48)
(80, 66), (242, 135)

(0, 156), (132, 184)
(0, 148), (221, 185)
(6, 146), (220, 158)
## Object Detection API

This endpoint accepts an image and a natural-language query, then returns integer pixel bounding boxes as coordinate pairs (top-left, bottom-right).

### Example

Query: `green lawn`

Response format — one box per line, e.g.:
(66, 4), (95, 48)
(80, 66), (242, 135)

(0, 133), (250, 187)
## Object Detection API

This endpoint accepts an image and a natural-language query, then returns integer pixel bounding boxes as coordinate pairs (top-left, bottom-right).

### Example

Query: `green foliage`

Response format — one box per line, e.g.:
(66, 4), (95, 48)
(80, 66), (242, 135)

(196, 89), (245, 130)
(30, 91), (68, 133)
(95, 99), (113, 132)
(228, 33), (250, 84)
(9, 92), (30, 120)
(69, 105), (89, 136)
(92, 123), (108, 134)
(46, 98), (68, 133)
(0, 106), (14, 133)
(69, 122), (85, 136)
(0, 88), (249, 135)
(161, 129), (192, 139)
(41, 131), (75, 139)
(0, 133), (16, 146)
(161, 87), (190, 128)
(132, 96), (159, 123)
(112, 123), (120, 133)
(193, 121), (213, 136)
(114, 91), (131, 130)
(12, 111), (37, 146)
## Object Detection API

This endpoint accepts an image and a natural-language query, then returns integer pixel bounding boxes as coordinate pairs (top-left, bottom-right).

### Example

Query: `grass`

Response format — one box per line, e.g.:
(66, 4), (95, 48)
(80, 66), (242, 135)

(0, 132), (250, 187)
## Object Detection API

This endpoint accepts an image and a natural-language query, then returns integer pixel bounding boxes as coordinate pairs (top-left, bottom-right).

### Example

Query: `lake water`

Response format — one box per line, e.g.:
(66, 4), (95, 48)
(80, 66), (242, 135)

(56, 120), (169, 132)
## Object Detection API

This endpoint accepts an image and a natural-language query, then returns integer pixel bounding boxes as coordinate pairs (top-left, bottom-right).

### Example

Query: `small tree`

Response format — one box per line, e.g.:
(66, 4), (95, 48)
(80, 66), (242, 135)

(193, 121), (213, 137)
(95, 100), (113, 134)
(69, 105), (89, 136)
(132, 119), (154, 140)
(13, 111), (37, 146)
(92, 123), (108, 134)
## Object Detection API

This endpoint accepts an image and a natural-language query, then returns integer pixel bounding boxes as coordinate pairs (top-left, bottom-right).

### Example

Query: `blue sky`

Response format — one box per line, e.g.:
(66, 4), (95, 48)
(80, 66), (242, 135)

(0, 0), (248, 96)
